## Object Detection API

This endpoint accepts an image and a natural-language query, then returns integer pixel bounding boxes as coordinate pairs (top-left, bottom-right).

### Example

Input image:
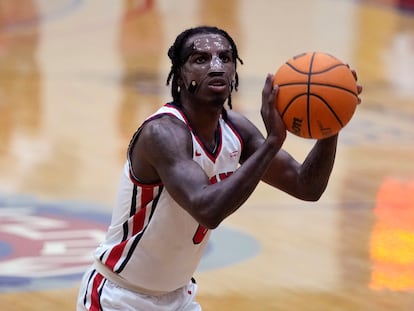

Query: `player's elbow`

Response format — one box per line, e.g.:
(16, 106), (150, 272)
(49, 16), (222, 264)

(196, 214), (222, 230)
(191, 205), (225, 230)
(289, 179), (326, 201)
(302, 192), (323, 202)
(186, 194), (231, 229)
(299, 184), (327, 201)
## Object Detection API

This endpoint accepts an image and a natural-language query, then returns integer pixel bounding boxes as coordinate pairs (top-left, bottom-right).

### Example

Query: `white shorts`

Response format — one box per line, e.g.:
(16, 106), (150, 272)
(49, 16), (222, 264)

(77, 266), (201, 311)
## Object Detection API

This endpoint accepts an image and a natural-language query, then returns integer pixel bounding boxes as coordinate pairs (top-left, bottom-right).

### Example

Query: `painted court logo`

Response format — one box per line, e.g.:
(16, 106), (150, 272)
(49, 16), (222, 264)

(0, 194), (260, 292)
(0, 196), (109, 292)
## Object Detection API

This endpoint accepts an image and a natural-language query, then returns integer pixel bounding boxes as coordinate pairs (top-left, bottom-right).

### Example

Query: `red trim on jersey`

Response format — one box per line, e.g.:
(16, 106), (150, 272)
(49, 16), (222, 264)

(132, 207), (147, 236)
(213, 125), (223, 159)
(165, 103), (223, 162)
(105, 240), (128, 270)
(89, 272), (104, 311)
(131, 187), (154, 235)
(192, 123), (222, 163)
(165, 103), (193, 132)
(129, 170), (163, 187)
(128, 106), (185, 187)
(104, 187), (155, 269)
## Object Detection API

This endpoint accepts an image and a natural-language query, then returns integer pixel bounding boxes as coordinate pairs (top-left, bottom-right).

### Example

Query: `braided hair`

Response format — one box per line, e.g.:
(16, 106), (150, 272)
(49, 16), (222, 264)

(166, 26), (243, 111)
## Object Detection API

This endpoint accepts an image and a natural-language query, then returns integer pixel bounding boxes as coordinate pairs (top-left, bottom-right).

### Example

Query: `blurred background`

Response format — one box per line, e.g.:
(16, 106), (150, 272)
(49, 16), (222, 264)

(0, 0), (413, 310)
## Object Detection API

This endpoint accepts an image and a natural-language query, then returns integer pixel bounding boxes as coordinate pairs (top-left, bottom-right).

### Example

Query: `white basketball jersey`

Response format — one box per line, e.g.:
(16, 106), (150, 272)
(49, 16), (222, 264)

(93, 103), (243, 294)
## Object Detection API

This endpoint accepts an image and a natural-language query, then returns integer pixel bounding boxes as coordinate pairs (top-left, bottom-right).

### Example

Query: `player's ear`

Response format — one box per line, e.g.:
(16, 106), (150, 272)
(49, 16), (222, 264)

(177, 77), (183, 87)
(177, 70), (184, 87)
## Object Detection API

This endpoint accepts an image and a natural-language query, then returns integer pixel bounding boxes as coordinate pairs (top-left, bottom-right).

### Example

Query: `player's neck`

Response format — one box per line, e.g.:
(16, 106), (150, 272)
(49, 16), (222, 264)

(180, 100), (222, 147)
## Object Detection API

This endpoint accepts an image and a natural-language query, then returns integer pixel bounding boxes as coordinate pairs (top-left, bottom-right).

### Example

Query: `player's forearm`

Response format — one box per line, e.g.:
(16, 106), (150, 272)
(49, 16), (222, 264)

(196, 138), (279, 228)
(299, 134), (338, 200)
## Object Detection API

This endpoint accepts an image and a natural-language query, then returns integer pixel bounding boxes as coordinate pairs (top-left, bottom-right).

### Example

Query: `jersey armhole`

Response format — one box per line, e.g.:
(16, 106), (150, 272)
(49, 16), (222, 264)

(128, 168), (163, 187)
(127, 113), (179, 188)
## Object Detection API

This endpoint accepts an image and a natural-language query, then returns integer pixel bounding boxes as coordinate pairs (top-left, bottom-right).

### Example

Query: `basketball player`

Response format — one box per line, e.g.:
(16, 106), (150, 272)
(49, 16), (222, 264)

(77, 26), (362, 310)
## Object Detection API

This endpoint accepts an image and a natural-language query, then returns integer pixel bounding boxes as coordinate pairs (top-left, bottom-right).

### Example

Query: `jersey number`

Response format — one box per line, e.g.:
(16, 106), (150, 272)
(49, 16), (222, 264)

(192, 225), (208, 245)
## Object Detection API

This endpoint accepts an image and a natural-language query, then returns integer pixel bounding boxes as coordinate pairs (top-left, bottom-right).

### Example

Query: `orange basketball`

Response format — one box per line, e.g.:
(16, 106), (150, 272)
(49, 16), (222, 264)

(273, 52), (359, 139)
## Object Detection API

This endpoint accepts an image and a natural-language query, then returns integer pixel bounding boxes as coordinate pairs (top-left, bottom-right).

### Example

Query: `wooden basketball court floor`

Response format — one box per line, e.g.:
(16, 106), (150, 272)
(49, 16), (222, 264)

(0, 0), (413, 310)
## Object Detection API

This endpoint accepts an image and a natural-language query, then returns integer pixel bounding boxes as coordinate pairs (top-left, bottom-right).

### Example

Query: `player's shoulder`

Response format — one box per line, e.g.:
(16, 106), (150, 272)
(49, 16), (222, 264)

(225, 109), (265, 147)
(225, 109), (255, 132)
(141, 113), (189, 140)
(226, 109), (247, 124)
(134, 114), (192, 163)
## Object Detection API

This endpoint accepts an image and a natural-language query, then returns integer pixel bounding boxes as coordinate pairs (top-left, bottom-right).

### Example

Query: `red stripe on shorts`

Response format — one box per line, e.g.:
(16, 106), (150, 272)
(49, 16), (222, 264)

(89, 273), (104, 311)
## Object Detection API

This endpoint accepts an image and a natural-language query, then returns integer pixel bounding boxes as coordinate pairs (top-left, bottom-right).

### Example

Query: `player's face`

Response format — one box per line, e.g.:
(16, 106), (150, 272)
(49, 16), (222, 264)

(180, 33), (236, 102)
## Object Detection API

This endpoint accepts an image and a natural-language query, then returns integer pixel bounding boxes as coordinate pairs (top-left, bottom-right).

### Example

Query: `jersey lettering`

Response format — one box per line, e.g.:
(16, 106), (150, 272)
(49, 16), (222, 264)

(192, 172), (234, 245)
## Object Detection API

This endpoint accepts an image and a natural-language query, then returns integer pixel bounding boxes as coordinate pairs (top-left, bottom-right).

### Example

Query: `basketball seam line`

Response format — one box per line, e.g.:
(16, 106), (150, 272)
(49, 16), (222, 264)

(277, 83), (357, 96)
(281, 92), (344, 134)
(285, 62), (347, 75)
(280, 93), (303, 117)
(281, 91), (349, 124)
(307, 53), (315, 136)
(310, 93), (344, 127)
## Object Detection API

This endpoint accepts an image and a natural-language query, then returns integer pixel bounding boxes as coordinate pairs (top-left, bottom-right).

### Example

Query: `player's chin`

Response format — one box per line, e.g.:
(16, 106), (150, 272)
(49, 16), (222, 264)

(196, 92), (225, 104)
(209, 93), (230, 106)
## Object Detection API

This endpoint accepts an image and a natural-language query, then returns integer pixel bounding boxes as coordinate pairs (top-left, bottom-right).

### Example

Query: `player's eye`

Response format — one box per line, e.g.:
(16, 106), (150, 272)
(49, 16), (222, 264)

(194, 55), (207, 64)
(220, 53), (232, 63)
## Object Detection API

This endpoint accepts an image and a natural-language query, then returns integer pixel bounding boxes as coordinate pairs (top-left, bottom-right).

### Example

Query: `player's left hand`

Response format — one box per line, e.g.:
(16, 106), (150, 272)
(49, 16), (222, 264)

(347, 66), (363, 105)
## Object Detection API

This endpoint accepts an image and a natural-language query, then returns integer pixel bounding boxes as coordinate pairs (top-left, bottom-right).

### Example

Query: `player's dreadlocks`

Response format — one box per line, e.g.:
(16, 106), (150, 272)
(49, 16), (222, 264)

(166, 26), (243, 112)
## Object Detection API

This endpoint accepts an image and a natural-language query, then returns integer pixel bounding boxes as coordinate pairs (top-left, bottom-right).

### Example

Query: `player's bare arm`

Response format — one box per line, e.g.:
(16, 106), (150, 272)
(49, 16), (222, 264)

(234, 105), (340, 201)
(133, 118), (279, 229)
(130, 80), (282, 229)
(264, 67), (362, 199)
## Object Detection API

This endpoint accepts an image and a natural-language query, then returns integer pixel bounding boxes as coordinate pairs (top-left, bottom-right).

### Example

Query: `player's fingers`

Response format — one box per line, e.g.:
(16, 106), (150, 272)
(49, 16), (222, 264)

(262, 74), (276, 103)
(262, 74), (273, 95)
(356, 84), (363, 105)
(351, 69), (358, 81)
(357, 84), (363, 95)
(345, 64), (358, 81)
(270, 84), (279, 104)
